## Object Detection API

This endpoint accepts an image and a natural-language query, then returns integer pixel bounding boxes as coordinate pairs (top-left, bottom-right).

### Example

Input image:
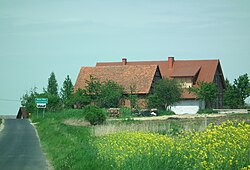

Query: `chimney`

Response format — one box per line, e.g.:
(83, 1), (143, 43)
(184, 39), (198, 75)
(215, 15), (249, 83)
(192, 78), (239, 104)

(168, 57), (174, 69)
(122, 58), (127, 65)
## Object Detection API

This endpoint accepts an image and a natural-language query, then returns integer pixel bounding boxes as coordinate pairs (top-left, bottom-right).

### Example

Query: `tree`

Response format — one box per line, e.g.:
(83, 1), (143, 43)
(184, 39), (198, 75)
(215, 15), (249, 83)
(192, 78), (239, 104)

(85, 75), (102, 102)
(70, 89), (91, 108)
(21, 87), (38, 113)
(148, 78), (182, 110)
(84, 75), (124, 108)
(233, 73), (250, 106)
(43, 72), (62, 112)
(60, 75), (74, 108)
(37, 92), (62, 112)
(97, 80), (124, 108)
(189, 81), (217, 108)
(47, 72), (58, 96)
(224, 82), (242, 109)
(224, 74), (250, 108)
(128, 84), (138, 109)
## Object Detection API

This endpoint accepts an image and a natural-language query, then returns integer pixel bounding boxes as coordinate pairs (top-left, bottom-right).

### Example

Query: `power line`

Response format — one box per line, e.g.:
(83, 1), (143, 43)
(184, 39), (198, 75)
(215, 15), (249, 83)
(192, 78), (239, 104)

(0, 98), (20, 102)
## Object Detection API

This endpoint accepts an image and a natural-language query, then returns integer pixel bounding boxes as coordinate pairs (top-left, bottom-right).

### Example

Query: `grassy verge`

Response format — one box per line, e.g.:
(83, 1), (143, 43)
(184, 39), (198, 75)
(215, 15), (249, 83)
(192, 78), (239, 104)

(31, 109), (108, 169)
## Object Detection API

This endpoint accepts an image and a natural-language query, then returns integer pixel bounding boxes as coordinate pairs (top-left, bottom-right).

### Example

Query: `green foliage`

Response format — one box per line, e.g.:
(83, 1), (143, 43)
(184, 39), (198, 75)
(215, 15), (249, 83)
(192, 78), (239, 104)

(158, 109), (176, 116)
(189, 81), (217, 108)
(224, 83), (242, 109)
(84, 76), (124, 108)
(197, 109), (218, 114)
(30, 110), (106, 170)
(128, 85), (138, 109)
(47, 72), (59, 96)
(31, 109), (250, 170)
(120, 107), (132, 118)
(70, 89), (91, 108)
(148, 78), (182, 110)
(148, 95), (162, 109)
(234, 73), (250, 103)
(37, 93), (62, 112)
(224, 74), (250, 108)
(97, 80), (124, 108)
(21, 87), (38, 113)
(21, 72), (63, 113)
(85, 75), (102, 102)
(84, 105), (107, 125)
(60, 75), (74, 108)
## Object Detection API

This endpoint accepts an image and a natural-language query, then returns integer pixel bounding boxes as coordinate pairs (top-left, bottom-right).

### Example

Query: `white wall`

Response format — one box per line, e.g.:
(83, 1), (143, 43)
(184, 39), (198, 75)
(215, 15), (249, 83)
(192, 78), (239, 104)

(170, 100), (205, 114)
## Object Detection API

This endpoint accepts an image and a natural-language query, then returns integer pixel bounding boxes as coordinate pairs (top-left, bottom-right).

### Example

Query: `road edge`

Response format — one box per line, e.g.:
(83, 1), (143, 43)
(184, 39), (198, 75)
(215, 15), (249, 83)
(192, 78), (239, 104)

(29, 119), (54, 170)
(0, 119), (5, 133)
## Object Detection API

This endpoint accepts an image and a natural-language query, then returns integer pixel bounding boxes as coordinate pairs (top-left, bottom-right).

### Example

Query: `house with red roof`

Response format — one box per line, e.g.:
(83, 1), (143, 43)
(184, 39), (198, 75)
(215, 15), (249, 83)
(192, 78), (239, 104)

(74, 64), (162, 108)
(74, 57), (225, 114)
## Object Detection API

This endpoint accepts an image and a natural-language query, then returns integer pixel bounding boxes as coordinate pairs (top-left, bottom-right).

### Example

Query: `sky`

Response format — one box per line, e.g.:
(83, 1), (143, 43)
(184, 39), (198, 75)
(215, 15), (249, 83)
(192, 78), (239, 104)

(0, 0), (250, 115)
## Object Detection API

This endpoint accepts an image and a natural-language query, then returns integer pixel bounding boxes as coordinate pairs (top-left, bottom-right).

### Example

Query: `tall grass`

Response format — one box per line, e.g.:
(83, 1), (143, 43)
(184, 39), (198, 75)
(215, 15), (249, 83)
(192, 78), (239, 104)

(91, 120), (209, 136)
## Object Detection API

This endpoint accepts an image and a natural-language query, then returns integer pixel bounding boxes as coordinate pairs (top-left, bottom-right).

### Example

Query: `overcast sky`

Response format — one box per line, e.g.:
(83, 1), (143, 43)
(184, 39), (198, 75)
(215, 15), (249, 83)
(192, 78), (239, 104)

(0, 0), (250, 115)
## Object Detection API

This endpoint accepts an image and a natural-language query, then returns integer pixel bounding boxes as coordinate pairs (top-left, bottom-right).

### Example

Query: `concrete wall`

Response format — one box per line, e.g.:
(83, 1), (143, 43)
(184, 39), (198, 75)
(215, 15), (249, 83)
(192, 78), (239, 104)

(170, 100), (205, 114)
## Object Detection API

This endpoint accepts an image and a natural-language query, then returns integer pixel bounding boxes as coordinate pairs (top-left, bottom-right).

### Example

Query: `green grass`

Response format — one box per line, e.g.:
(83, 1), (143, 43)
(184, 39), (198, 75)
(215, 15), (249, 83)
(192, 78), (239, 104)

(31, 109), (108, 170)
(31, 110), (250, 170)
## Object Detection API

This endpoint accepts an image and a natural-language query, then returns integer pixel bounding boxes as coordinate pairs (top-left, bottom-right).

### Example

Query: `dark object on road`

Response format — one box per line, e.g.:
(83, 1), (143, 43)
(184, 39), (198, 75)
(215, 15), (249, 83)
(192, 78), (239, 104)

(16, 107), (28, 119)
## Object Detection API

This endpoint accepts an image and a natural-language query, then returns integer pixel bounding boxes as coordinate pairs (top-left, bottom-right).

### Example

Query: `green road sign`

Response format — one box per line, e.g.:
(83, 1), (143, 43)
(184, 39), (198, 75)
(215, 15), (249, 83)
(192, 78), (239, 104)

(35, 98), (48, 104)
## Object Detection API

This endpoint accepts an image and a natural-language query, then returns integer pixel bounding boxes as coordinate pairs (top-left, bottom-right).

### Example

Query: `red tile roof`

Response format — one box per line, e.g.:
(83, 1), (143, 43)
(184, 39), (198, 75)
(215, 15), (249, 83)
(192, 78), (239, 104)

(97, 59), (220, 83)
(171, 65), (201, 77)
(96, 57), (225, 99)
(74, 65), (159, 94)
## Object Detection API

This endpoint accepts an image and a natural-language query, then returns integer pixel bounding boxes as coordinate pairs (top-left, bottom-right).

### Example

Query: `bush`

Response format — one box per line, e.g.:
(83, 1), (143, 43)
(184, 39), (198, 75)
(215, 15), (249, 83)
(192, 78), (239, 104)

(158, 109), (176, 116)
(84, 105), (107, 125)
(197, 109), (218, 114)
(120, 107), (132, 118)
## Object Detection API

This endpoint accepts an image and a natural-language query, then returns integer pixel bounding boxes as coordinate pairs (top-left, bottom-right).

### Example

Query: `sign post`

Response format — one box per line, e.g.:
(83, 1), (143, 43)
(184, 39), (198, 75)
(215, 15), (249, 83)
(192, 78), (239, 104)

(35, 98), (48, 118)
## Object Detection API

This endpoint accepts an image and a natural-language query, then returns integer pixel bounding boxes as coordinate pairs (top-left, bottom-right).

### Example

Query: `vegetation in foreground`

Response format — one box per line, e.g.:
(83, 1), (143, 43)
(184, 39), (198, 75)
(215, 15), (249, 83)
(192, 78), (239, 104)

(96, 121), (250, 170)
(32, 110), (250, 170)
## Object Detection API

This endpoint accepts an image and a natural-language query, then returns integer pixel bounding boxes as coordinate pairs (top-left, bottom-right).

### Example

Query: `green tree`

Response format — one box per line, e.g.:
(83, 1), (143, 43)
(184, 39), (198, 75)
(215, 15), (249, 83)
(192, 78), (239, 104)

(224, 82), (242, 109)
(37, 92), (62, 112)
(43, 72), (62, 112)
(128, 84), (138, 109)
(224, 74), (250, 108)
(70, 89), (91, 108)
(84, 75), (124, 108)
(189, 81), (217, 108)
(85, 75), (102, 102)
(60, 75), (74, 108)
(21, 87), (38, 113)
(233, 73), (250, 106)
(97, 80), (124, 108)
(148, 78), (182, 110)
(47, 72), (58, 96)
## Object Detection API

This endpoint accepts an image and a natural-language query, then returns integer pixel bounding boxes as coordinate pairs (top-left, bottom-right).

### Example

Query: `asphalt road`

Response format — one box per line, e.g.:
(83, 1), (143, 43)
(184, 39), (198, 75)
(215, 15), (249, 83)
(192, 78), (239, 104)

(0, 119), (47, 170)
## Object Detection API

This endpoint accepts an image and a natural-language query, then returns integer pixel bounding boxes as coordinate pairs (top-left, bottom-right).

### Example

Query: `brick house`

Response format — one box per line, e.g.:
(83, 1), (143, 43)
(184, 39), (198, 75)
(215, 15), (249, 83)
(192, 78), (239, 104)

(74, 57), (225, 114)
(74, 65), (162, 108)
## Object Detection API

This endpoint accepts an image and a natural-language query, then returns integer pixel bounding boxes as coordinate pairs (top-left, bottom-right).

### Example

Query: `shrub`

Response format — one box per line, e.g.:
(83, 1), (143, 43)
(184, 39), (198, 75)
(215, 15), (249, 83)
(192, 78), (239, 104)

(120, 107), (132, 118)
(197, 109), (218, 114)
(158, 109), (176, 116)
(84, 105), (107, 125)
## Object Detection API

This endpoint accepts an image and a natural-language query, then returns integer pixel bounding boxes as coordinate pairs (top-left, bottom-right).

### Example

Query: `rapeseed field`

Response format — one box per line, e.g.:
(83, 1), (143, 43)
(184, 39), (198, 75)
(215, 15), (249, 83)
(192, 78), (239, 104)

(95, 121), (250, 170)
